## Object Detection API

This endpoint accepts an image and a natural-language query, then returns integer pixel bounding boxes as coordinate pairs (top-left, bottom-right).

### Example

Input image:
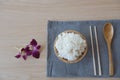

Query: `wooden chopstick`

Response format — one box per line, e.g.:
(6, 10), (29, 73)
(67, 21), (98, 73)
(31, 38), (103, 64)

(94, 26), (102, 76)
(90, 26), (97, 76)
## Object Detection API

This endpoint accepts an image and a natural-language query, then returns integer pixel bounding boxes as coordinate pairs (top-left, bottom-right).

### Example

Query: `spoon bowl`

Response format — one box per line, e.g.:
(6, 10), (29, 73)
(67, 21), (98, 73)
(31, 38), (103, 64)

(103, 23), (114, 43)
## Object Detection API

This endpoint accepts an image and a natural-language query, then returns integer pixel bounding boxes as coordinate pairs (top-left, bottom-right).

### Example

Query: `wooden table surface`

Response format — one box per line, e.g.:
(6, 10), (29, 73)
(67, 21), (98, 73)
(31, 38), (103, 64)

(0, 0), (120, 80)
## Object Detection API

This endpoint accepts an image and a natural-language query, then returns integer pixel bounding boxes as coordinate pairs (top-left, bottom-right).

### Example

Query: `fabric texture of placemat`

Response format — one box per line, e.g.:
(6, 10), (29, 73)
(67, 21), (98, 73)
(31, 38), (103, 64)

(47, 19), (120, 77)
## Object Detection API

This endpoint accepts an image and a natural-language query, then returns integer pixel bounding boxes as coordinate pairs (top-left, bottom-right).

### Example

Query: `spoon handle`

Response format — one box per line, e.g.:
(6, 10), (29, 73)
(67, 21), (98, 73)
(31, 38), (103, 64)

(107, 43), (114, 76)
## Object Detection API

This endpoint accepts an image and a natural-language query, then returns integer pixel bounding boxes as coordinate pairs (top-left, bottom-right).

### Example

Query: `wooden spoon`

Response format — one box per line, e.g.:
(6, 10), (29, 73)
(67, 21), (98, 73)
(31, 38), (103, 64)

(103, 23), (114, 76)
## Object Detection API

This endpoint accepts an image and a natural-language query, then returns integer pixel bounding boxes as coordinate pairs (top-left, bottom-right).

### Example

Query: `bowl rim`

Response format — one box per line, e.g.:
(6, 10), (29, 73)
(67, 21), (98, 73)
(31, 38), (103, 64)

(54, 30), (88, 64)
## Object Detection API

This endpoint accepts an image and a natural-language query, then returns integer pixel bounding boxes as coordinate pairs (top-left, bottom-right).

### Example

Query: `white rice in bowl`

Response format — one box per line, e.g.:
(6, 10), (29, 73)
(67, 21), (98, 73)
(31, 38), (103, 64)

(55, 32), (87, 61)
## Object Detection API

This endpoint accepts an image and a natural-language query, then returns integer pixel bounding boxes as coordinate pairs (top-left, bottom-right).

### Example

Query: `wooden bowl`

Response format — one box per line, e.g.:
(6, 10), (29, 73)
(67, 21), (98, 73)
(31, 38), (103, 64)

(54, 30), (88, 64)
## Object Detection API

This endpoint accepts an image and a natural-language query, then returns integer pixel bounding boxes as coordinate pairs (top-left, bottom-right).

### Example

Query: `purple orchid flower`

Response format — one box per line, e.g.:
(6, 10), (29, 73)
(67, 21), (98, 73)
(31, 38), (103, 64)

(15, 39), (41, 60)
(15, 48), (27, 60)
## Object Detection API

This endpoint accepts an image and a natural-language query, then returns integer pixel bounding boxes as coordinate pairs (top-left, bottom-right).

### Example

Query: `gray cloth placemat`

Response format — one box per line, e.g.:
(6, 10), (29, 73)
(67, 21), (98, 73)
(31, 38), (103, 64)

(47, 19), (120, 77)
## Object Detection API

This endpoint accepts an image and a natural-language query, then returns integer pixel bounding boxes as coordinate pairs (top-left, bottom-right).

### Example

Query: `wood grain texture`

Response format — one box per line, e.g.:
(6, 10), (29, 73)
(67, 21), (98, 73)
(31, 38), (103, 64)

(0, 0), (120, 80)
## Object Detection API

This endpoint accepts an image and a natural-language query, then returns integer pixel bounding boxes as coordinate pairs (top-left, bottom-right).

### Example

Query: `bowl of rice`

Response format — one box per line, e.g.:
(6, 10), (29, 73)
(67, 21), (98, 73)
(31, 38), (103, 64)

(54, 30), (88, 63)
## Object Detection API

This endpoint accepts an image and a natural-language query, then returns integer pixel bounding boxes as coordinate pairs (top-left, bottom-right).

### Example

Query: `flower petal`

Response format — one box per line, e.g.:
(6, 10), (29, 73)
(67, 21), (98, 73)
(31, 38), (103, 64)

(26, 51), (32, 56)
(23, 55), (27, 60)
(21, 48), (25, 51)
(15, 53), (21, 58)
(25, 46), (30, 51)
(30, 39), (37, 46)
(21, 48), (25, 52)
(24, 46), (32, 56)
(37, 45), (41, 49)
(32, 51), (40, 58)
